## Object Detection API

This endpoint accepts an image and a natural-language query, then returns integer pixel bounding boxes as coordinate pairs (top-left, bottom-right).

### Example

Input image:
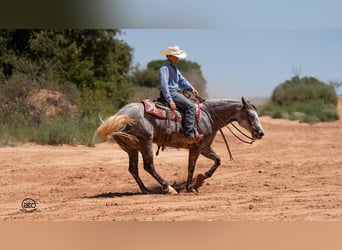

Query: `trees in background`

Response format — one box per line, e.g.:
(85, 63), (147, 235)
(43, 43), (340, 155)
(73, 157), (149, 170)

(0, 29), (133, 144)
(0, 29), (133, 111)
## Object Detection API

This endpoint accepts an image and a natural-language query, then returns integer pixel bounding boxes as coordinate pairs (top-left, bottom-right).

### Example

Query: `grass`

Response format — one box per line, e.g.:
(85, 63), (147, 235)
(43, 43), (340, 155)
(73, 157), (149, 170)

(0, 114), (100, 146)
(259, 100), (339, 124)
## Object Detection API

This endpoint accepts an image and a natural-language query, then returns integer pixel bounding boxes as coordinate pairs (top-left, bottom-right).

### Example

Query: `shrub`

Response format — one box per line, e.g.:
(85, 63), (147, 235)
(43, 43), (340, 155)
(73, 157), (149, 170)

(272, 76), (337, 106)
(31, 116), (77, 145)
(130, 86), (160, 102)
(260, 76), (339, 123)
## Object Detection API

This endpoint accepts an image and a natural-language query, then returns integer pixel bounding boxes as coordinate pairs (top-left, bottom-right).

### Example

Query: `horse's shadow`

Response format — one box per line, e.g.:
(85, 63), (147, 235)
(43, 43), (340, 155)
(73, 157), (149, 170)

(83, 182), (188, 199)
(84, 192), (143, 199)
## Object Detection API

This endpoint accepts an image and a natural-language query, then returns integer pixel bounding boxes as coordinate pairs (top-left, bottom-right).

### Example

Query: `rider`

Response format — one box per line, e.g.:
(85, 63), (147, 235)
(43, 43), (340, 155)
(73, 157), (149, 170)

(159, 45), (203, 143)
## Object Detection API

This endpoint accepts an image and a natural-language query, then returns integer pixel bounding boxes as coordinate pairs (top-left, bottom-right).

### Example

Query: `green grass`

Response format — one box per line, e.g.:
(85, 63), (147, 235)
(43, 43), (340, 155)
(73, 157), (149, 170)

(259, 100), (339, 124)
(0, 114), (100, 146)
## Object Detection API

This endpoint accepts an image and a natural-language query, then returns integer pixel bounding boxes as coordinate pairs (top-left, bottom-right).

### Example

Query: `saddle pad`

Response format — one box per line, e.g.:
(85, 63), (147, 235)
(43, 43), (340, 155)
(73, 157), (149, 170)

(142, 99), (200, 122)
(142, 99), (181, 122)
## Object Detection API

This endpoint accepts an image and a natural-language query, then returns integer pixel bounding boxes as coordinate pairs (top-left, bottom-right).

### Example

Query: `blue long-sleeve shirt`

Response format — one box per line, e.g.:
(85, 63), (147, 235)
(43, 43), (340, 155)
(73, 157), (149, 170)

(159, 61), (194, 103)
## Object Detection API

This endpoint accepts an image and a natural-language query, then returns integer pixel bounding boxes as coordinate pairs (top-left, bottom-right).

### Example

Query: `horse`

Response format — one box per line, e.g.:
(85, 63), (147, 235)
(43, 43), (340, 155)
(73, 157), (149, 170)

(95, 96), (264, 194)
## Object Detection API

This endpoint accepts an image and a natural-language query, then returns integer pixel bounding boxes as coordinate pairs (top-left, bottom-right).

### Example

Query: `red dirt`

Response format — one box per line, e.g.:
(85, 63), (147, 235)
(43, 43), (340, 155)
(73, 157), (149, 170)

(1, 97), (342, 221)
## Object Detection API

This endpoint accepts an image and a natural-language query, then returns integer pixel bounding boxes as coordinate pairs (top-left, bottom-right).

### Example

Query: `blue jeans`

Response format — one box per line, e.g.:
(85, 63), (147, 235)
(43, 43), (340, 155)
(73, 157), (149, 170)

(170, 91), (196, 137)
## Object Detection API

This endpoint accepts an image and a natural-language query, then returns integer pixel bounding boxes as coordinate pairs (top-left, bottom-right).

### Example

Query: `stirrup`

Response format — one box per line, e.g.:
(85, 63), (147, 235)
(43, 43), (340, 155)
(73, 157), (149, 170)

(183, 134), (204, 144)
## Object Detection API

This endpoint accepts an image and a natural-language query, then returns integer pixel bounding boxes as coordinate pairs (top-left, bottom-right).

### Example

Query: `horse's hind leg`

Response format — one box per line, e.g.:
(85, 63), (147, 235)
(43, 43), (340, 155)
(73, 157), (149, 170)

(128, 150), (152, 194)
(140, 144), (178, 195)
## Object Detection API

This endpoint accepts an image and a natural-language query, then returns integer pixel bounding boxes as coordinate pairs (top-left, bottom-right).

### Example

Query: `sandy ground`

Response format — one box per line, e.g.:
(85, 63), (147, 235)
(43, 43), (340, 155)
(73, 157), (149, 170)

(1, 97), (342, 221)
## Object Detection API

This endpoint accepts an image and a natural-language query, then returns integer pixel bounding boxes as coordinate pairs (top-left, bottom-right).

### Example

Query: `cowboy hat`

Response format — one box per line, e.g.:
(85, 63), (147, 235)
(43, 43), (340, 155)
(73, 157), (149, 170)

(161, 45), (187, 59)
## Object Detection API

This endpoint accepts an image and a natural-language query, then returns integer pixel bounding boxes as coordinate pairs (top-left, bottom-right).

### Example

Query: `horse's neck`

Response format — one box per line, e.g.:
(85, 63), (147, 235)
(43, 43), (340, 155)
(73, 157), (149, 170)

(203, 99), (242, 130)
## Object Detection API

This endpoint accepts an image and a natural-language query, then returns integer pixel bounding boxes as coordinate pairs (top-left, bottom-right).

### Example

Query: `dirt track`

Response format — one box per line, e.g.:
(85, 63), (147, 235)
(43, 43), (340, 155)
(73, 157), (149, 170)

(1, 97), (342, 221)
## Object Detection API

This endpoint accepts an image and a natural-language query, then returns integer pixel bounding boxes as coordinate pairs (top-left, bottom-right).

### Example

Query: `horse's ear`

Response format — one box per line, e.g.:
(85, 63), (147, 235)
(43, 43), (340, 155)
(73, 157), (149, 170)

(241, 96), (247, 106)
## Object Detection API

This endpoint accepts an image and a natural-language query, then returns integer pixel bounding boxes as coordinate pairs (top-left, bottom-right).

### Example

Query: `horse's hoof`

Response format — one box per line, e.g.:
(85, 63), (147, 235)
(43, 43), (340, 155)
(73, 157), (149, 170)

(186, 185), (198, 194)
(189, 188), (198, 194)
(164, 185), (178, 195)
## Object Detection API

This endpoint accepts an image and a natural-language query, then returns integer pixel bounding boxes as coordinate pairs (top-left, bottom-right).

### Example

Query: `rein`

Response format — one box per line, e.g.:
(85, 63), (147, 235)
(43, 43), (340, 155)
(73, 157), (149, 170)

(226, 123), (255, 144)
(201, 98), (255, 161)
(219, 128), (234, 161)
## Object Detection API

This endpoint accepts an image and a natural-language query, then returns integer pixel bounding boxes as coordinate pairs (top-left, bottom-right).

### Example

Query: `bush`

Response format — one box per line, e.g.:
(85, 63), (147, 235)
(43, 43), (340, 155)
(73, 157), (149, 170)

(0, 77), (114, 146)
(130, 86), (160, 102)
(77, 115), (101, 145)
(261, 101), (338, 124)
(259, 76), (339, 124)
(272, 76), (337, 106)
(32, 116), (78, 145)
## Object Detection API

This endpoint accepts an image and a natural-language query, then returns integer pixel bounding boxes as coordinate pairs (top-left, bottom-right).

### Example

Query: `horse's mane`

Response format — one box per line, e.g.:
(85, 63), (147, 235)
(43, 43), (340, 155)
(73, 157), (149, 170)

(200, 98), (242, 109)
(202, 98), (256, 111)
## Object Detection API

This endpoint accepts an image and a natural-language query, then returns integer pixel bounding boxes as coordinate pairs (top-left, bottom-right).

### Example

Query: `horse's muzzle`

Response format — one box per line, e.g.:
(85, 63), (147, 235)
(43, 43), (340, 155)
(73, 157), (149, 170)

(253, 130), (265, 139)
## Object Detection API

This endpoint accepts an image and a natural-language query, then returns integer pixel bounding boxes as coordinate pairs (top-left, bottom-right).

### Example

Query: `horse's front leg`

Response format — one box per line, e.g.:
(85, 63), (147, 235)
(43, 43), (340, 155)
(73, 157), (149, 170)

(186, 145), (201, 193)
(201, 146), (221, 179)
(188, 146), (221, 192)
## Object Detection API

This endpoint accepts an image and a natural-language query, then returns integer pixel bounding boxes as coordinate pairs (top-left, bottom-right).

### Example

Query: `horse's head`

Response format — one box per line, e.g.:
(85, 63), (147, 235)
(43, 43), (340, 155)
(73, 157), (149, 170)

(236, 97), (265, 140)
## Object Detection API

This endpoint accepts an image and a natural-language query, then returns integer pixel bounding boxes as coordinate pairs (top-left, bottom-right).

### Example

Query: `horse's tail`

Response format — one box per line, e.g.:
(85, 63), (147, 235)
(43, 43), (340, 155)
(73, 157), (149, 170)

(93, 114), (138, 145)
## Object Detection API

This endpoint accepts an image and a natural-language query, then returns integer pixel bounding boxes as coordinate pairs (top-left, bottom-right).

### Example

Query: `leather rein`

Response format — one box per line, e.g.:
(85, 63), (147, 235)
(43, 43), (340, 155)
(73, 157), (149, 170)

(199, 96), (255, 161)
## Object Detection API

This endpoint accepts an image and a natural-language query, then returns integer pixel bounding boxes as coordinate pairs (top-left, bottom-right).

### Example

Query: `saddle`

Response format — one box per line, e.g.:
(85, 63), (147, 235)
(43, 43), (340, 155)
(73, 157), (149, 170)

(141, 99), (201, 124)
(142, 91), (204, 150)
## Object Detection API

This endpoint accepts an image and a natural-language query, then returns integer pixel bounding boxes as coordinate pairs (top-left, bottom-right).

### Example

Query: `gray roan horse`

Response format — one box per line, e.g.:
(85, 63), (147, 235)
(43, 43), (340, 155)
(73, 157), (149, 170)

(95, 97), (264, 194)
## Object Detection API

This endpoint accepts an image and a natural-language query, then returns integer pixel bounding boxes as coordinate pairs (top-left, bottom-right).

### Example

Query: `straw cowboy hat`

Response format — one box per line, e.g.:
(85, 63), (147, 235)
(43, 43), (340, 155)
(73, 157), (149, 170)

(161, 45), (187, 59)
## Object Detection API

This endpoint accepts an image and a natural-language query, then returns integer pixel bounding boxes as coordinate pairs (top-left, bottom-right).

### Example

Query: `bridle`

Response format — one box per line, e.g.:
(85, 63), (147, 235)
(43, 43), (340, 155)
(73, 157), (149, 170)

(227, 122), (255, 144)
(229, 101), (257, 144)
(200, 97), (256, 161)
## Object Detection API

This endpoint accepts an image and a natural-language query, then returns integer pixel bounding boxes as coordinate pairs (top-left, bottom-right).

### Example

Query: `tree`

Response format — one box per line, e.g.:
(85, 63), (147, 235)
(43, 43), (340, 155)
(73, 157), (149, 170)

(0, 29), (137, 144)
(0, 29), (134, 110)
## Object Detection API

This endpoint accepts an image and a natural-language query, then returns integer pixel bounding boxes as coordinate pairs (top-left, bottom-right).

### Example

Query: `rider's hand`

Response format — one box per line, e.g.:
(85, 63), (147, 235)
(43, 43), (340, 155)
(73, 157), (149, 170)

(169, 101), (176, 110)
(192, 89), (199, 96)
